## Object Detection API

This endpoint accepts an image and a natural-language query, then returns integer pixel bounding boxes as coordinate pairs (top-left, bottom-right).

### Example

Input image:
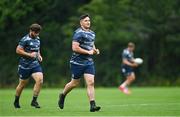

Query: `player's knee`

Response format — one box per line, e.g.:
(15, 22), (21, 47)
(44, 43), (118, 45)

(128, 73), (135, 81)
(71, 84), (77, 88)
(131, 76), (135, 81)
(74, 82), (80, 87)
(87, 80), (94, 87)
(36, 77), (43, 85)
(17, 83), (26, 89)
(40, 77), (43, 84)
(17, 85), (23, 90)
(70, 81), (79, 88)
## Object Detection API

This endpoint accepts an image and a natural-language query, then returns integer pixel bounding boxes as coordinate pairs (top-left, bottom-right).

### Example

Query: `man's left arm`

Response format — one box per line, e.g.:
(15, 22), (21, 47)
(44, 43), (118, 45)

(38, 51), (43, 62)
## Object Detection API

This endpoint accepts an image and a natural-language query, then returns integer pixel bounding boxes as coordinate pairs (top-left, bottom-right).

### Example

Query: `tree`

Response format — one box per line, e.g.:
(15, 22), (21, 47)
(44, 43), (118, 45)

(62, 0), (180, 86)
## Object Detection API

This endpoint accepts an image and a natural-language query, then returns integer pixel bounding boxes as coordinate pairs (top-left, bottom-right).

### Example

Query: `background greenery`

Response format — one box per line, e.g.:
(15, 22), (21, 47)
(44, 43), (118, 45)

(0, 0), (180, 87)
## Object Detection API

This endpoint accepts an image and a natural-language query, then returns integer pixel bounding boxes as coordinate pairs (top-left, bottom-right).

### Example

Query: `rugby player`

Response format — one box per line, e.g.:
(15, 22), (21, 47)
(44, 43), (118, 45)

(119, 42), (138, 94)
(58, 14), (101, 112)
(14, 23), (43, 108)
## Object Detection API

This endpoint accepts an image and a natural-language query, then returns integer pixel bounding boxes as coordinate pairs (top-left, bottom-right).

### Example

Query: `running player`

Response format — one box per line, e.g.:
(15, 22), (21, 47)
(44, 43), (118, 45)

(58, 14), (101, 112)
(119, 42), (138, 94)
(14, 23), (43, 108)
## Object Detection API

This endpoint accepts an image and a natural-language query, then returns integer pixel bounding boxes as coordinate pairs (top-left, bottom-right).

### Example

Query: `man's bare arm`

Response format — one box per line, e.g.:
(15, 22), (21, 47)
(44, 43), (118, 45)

(122, 59), (138, 67)
(72, 41), (94, 55)
(16, 45), (37, 58)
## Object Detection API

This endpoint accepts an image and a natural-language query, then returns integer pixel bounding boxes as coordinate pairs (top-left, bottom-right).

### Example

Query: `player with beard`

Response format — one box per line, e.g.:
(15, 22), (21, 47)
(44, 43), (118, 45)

(58, 14), (101, 112)
(14, 23), (43, 108)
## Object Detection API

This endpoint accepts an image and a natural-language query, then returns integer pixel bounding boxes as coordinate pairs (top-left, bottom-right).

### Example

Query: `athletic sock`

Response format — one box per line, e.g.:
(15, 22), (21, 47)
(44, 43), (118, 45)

(90, 100), (96, 107)
(32, 96), (38, 102)
(15, 95), (20, 102)
(61, 93), (66, 98)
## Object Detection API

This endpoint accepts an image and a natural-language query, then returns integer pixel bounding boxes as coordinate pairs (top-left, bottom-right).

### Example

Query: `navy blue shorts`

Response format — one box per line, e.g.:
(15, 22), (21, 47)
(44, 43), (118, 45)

(18, 65), (43, 80)
(70, 63), (95, 79)
(121, 66), (134, 77)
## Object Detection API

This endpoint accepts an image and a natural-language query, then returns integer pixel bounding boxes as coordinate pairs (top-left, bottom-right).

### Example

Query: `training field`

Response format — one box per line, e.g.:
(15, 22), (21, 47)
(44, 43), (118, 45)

(0, 87), (180, 116)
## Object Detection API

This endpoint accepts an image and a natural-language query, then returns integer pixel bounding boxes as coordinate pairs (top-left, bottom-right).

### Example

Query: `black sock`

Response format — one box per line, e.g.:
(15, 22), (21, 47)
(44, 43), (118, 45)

(15, 95), (20, 102)
(61, 93), (66, 98)
(90, 100), (96, 107)
(59, 93), (66, 99)
(32, 96), (38, 102)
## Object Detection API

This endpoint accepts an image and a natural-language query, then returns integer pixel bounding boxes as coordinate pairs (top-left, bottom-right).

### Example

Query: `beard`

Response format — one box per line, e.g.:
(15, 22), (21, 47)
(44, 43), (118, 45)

(82, 25), (90, 30)
(29, 33), (37, 39)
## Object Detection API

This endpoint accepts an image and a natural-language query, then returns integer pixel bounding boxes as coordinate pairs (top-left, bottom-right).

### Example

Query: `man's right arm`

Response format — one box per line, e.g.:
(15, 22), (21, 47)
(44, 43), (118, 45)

(72, 41), (94, 55)
(16, 45), (37, 58)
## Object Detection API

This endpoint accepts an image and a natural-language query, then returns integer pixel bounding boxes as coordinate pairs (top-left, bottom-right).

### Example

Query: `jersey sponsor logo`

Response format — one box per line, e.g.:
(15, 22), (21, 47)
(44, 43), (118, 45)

(122, 68), (126, 73)
(30, 42), (33, 46)
(85, 34), (88, 38)
(30, 47), (39, 51)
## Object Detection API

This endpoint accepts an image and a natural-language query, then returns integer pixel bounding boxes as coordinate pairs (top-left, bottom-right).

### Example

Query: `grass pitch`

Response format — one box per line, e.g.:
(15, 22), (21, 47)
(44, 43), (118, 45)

(0, 87), (180, 116)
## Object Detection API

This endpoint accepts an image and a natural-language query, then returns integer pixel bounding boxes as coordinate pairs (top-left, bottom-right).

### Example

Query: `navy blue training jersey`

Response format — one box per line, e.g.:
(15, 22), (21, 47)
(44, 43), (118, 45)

(70, 28), (95, 66)
(18, 34), (41, 69)
(122, 48), (134, 67)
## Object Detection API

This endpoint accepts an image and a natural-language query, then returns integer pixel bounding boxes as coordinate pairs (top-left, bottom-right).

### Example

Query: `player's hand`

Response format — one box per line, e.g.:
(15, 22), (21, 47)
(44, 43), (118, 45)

(93, 48), (100, 55)
(38, 55), (43, 62)
(88, 50), (94, 55)
(132, 63), (138, 67)
(29, 52), (37, 58)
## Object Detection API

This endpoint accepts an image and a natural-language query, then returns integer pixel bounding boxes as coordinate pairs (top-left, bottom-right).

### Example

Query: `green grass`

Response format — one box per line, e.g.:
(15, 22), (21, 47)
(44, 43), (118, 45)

(0, 87), (180, 116)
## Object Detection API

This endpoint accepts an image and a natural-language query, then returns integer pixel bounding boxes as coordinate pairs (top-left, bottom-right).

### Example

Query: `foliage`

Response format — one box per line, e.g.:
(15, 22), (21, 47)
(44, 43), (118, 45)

(0, 0), (179, 87)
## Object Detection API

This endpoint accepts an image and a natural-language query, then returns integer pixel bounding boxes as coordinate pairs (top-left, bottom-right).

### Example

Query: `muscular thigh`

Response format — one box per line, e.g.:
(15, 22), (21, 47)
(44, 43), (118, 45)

(18, 79), (29, 86)
(32, 72), (43, 83)
(31, 65), (43, 82)
(126, 72), (135, 80)
(84, 74), (94, 85)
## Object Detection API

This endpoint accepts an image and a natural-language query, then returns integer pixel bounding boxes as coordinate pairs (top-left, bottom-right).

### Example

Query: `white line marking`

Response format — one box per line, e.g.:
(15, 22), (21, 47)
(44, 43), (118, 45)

(107, 102), (180, 107)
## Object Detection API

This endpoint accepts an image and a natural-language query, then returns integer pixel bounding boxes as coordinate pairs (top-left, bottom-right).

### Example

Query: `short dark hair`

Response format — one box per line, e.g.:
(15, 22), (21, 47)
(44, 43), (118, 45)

(79, 14), (90, 20)
(30, 23), (42, 33)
